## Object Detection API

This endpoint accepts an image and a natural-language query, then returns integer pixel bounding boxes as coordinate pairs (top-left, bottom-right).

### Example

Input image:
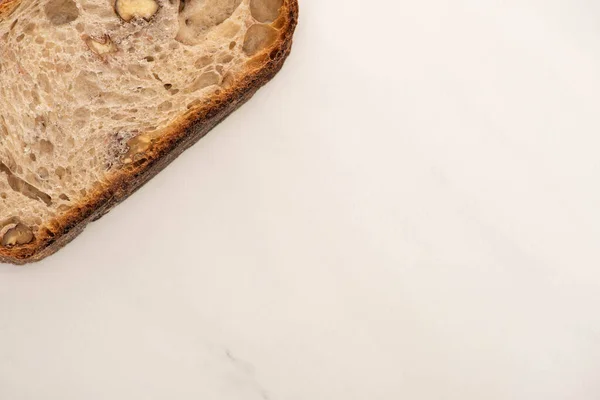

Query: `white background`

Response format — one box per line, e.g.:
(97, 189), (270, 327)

(2, 0), (600, 398)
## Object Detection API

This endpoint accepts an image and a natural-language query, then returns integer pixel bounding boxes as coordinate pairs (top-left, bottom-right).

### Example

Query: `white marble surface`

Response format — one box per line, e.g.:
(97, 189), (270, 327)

(2, 0), (600, 398)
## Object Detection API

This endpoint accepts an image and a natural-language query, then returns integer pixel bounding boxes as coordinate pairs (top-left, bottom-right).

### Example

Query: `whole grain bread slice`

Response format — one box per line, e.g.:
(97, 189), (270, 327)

(0, 0), (298, 264)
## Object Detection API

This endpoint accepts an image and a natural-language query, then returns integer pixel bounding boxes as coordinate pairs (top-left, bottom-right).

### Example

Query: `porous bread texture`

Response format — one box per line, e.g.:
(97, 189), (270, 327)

(0, 0), (294, 262)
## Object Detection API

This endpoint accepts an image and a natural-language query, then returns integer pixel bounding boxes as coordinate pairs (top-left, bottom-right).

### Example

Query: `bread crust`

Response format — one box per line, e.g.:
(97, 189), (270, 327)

(0, 0), (298, 264)
(0, 0), (21, 18)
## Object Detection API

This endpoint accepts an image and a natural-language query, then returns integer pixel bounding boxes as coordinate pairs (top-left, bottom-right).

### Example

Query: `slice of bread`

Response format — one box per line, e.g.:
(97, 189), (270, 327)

(0, 0), (298, 264)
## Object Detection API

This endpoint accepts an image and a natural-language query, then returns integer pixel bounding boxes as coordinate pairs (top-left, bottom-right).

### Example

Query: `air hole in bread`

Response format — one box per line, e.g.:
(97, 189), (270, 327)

(249, 0), (283, 23)
(0, 163), (52, 206)
(221, 22), (240, 38)
(57, 204), (70, 212)
(37, 167), (49, 180)
(23, 23), (37, 34)
(186, 99), (202, 109)
(194, 55), (212, 68)
(186, 71), (220, 93)
(243, 24), (278, 57)
(176, 0), (242, 45)
(73, 71), (100, 99)
(39, 139), (54, 154)
(37, 73), (50, 93)
(218, 53), (234, 63)
(31, 91), (41, 105)
(73, 107), (88, 121)
(157, 101), (172, 112)
(55, 167), (65, 179)
(3, 155), (17, 173)
(44, 0), (79, 26)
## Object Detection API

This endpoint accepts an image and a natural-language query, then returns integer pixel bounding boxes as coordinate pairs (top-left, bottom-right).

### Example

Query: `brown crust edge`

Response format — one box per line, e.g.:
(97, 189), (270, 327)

(0, 0), (299, 265)
(0, 0), (21, 19)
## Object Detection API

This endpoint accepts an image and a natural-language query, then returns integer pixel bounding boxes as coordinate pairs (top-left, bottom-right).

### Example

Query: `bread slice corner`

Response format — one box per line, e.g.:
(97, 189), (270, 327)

(0, 0), (298, 264)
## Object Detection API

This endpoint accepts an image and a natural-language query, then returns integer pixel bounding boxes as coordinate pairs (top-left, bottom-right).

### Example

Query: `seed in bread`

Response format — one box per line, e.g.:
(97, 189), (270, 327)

(114, 0), (159, 22)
